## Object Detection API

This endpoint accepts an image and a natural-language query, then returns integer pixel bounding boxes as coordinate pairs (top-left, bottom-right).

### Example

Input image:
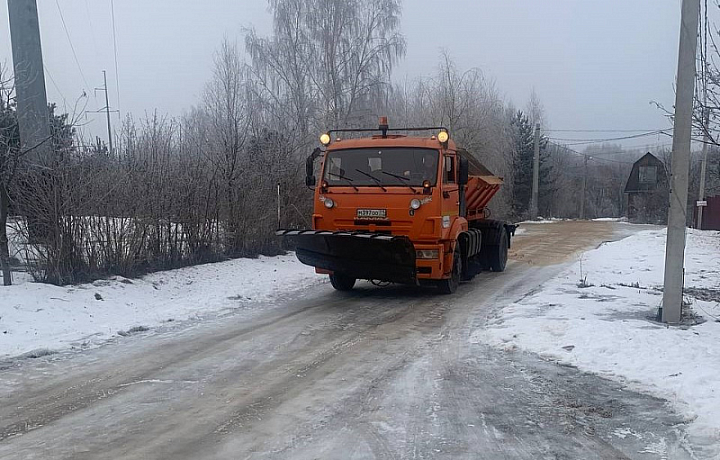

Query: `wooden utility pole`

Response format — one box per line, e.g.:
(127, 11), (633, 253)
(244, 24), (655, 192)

(7, 0), (52, 162)
(662, 0), (700, 324)
(530, 123), (540, 219)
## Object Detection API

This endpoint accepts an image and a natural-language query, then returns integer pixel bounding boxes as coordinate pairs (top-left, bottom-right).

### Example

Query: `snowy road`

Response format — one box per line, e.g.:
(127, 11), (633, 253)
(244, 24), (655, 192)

(0, 222), (692, 459)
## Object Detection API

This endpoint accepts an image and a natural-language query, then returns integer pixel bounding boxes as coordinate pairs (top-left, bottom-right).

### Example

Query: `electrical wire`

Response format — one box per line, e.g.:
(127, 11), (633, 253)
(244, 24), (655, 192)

(55, 0), (92, 94)
(547, 141), (674, 165)
(693, 301), (720, 322)
(548, 130), (671, 146)
(545, 128), (669, 133)
(658, 130), (720, 146)
(84, 0), (100, 59)
(110, 0), (121, 116)
(43, 64), (68, 109)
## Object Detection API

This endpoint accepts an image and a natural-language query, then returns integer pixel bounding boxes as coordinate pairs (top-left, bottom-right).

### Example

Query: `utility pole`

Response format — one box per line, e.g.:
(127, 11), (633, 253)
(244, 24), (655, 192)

(530, 122), (540, 219)
(7, 0), (52, 162)
(95, 70), (115, 155)
(697, 108), (709, 229)
(580, 155), (588, 220)
(8, 0), (54, 247)
(277, 182), (281, 229)
(662, 0), (700, 324)
(697, 137), (710, 230)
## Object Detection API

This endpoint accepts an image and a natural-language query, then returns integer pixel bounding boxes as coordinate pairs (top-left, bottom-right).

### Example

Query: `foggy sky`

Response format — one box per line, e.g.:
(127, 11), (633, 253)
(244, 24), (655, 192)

(0, 1), (694, 151)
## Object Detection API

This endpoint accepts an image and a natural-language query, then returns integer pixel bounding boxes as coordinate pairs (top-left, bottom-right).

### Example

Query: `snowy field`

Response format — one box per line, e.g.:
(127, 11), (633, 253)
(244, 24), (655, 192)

(0, 254), (324, 359)
(477, 228), (720, 457)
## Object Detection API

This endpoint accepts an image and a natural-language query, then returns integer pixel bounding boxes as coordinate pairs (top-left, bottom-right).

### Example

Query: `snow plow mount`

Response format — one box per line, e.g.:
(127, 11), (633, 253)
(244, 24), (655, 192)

(276, 229), (417, 285)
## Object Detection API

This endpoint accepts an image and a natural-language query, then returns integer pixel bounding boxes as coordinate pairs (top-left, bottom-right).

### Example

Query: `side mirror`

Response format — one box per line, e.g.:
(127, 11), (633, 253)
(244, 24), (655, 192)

(459, 156), (469, 186)
(306, 147), (321, 187)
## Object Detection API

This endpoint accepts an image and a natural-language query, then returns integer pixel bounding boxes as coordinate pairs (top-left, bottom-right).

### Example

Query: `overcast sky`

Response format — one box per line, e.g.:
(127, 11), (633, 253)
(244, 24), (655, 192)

(0, 1), (697, 151)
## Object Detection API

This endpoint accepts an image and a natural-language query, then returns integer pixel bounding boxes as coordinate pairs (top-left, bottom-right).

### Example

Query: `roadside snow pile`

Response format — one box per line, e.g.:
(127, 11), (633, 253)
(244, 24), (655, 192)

(520, 218), (561, 224)
(477, 228), (720, 455)
(591, 217), (628, 222)
(0, 254), (323, 359)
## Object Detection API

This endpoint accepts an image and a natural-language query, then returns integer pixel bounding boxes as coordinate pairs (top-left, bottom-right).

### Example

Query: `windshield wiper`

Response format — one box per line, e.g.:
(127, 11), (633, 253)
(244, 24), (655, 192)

(381, 171), (418, 194)
(327, 172), (359, 191)
(355, 169), (387, 192)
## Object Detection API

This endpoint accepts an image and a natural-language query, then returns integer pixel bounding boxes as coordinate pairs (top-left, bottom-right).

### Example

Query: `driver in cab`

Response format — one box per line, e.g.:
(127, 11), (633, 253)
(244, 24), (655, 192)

(401, 152), (437, 181)
(421, 152), (437, 181)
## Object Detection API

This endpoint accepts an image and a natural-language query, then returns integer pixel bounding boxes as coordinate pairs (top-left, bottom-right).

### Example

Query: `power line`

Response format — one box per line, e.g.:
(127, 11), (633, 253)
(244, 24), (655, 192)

(545, 128), (670, 133)
(548, 140), (674, 165)
(548, 130), (670, 145)
(110, 0), (121, 116)
(55, 0), (92, 94)
(84, 0), (101, 60)
(43, 64), (68, 108)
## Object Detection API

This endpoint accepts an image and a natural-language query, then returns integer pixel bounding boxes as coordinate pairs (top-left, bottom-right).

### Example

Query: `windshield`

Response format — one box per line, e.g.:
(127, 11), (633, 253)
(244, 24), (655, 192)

(323, 148), (439, 187)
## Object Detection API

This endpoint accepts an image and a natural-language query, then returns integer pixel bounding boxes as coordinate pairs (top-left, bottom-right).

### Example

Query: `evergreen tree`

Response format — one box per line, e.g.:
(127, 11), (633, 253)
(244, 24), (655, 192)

(511, 111), (552, 218)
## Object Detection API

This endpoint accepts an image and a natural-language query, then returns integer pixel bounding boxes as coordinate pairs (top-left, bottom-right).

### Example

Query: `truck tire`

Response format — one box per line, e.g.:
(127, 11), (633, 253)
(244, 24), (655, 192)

(329, 273), (356, 291)
(437, 248), (461, 294)
(488, 229), (508, 272)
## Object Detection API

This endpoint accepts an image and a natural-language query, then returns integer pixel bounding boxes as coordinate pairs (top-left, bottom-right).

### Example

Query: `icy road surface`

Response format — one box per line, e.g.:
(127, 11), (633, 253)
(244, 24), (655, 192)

(0, 222), (693, 459)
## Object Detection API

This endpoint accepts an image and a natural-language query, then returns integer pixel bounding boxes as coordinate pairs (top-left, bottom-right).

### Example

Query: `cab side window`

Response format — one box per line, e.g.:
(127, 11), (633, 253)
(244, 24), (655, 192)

(443, 156), (456, 184)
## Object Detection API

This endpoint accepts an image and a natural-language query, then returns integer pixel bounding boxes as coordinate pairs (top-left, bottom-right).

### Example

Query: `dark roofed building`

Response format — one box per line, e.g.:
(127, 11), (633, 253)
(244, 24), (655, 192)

(624, 152), (669, 223)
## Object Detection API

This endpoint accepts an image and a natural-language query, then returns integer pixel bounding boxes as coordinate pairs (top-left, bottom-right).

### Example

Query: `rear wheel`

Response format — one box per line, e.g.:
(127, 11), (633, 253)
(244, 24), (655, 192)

(329, 272), (356, 291)
(488, 229), (508, 272)
(437, 248), (461, 294)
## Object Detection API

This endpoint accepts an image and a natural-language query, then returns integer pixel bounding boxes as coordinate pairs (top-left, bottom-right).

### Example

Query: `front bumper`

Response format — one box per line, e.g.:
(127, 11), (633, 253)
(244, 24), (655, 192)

(276, 229), (418, 284)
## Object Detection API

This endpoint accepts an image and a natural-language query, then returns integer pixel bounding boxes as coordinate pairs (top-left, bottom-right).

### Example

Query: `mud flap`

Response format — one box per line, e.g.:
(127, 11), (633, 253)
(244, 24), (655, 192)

(276, 230), (417, 284)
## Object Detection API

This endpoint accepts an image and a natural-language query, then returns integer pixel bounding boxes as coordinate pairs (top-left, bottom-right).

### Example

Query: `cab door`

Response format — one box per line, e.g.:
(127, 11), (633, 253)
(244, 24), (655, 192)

(442, 154), (459, 223)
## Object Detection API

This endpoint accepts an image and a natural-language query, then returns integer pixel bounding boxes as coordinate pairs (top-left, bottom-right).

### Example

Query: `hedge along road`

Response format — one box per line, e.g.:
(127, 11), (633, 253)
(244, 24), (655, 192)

(0, 221), (691, 459)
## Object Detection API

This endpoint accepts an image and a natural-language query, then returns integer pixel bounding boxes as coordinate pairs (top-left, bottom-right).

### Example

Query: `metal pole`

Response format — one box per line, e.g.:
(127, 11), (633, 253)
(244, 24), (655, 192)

(8, 0), (52, 162)
(662, 0), (700, 324)
(697, 107), (709, 229)
(530, 123), (540, 219)
(277, 182), (281, 229)
(697, 145), (708, 229)
(580, 155), (588, 219)
(103, 71), (114, 155)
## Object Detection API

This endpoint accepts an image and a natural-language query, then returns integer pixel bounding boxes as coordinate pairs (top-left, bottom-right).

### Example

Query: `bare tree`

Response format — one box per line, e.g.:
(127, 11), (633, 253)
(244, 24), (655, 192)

(245, 0), (405, 140)
(203, 39), (252, 253)
(388, 54), (515, 218)
(0, 63), (19, 285)
(525, 88), (546, 130)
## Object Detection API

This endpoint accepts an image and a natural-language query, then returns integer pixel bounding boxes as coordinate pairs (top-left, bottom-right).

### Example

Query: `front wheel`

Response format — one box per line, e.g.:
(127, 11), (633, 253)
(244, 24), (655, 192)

(437, 248), (461, 294)
(329, 273), (356, 291)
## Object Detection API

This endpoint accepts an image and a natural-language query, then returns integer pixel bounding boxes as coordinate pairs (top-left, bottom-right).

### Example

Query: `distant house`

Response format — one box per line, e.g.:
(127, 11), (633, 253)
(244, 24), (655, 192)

(624, 152), (669, 223)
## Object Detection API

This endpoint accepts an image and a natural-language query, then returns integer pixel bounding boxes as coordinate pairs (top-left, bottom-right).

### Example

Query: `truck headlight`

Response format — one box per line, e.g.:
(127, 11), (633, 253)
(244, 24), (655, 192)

(410, 198), (421, 210)
(416, 249), (439, 259)
(323, 198), (335, 209)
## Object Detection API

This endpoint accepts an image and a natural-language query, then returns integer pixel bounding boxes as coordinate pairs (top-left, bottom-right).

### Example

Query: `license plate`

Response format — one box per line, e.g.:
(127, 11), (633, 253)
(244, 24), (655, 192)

(356, 208), (387, 219)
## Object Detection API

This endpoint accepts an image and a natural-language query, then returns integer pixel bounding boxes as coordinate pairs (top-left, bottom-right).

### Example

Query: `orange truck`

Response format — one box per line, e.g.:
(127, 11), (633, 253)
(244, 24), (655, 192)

(277, 117), (516, 293)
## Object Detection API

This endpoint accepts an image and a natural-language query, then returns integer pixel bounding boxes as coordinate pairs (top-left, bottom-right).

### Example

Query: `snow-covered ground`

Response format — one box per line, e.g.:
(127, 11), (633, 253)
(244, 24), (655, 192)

(477, 228), (720, 456)
(0, 254), (324, 359)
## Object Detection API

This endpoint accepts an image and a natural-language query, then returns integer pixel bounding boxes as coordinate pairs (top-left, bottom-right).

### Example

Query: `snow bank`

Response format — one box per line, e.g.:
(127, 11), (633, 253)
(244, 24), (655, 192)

(476, 228), (720, 455)
(591, 217), (628, 222)
(0, 254), (324, 359)
(519, 218), (560, 224)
